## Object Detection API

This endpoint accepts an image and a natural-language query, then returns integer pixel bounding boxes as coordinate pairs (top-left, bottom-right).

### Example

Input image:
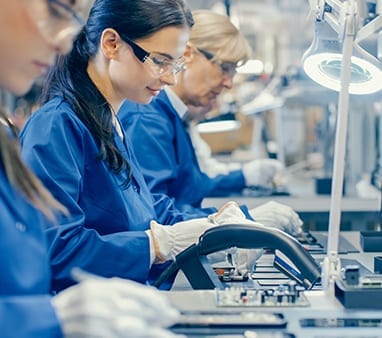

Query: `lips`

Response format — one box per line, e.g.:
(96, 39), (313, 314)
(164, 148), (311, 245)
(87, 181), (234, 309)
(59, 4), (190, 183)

(33, 61), (51, 75)
(147, 87), (161, 96)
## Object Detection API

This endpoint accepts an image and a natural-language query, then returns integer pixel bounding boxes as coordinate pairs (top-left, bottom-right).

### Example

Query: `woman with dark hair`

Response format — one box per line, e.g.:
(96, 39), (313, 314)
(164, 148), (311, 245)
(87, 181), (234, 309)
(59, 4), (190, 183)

(119, 10), (303, 236)
(20, 0), (230, 292)
(1, 1), (182, 337)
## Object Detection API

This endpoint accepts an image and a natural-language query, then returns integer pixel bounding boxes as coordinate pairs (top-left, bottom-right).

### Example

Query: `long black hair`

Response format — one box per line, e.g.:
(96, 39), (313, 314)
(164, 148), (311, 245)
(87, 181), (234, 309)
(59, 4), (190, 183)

(41, 0), (193, 180)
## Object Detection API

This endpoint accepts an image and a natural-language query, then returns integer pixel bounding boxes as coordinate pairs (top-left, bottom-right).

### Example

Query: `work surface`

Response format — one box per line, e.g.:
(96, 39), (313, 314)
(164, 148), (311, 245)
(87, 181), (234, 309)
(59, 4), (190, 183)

(203, 196), (380, 231)
(166, 232), (382, 337)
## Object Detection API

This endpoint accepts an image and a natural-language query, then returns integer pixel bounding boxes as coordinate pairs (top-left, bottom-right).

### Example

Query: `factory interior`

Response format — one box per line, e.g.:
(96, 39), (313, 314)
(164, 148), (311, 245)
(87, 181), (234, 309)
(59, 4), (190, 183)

(2, 1), (382, 337)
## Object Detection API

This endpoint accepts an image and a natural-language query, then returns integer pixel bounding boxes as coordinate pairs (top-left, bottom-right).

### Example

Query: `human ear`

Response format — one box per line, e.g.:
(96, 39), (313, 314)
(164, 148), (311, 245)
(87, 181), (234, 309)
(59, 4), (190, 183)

(100, 28), (123, 59)
(183, 42), (194, 68)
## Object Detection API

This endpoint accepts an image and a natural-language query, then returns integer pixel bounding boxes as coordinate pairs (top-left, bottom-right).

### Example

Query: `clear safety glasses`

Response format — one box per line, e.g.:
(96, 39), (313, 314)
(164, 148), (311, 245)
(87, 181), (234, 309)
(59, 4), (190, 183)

(123, 37), (186, 77)
(28, 0), (86, 44)
(197, 48), (238, 78)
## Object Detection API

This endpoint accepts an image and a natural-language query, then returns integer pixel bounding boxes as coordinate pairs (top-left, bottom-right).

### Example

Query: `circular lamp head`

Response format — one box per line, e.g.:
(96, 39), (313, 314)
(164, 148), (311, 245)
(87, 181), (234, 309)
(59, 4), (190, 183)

(302, 21), (382, 95)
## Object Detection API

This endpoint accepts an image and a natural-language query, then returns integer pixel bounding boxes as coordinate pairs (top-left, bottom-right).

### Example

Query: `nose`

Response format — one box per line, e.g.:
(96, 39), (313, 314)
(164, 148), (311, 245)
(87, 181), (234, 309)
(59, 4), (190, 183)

(221, 74), (234, 89)
(160, 71), (177, 86)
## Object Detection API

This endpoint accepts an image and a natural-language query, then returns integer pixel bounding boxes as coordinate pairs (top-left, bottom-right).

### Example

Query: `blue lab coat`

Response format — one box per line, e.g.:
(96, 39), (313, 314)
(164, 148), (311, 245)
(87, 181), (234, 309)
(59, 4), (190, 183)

(0, 164), (63, 337)
(119, 90), (246, 212)
(20, 97), (217, 291)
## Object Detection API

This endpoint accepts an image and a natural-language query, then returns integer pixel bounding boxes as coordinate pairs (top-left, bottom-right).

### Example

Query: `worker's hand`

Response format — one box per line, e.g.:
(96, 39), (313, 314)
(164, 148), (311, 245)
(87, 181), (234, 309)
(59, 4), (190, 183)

(242, 159), (284, 188)
(208, 201), (255, 225)
(51, 269), (181, 338)
(150, 218), (214, 261)
(209, 201), (264, 271)
(249, 201), (303, 235)
(234, 248), (264, 275)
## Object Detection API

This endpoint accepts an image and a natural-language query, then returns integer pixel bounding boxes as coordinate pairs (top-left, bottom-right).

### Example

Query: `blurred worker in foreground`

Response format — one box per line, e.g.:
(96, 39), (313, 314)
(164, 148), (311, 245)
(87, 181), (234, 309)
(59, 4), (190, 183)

(119, 10), (301, 234)
(0, 0), (185, 337)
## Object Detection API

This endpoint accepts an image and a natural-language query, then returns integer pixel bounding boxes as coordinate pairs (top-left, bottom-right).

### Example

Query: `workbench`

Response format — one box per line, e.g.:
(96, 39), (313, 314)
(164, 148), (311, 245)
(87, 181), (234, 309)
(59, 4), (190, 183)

(167, 232), (382, 337)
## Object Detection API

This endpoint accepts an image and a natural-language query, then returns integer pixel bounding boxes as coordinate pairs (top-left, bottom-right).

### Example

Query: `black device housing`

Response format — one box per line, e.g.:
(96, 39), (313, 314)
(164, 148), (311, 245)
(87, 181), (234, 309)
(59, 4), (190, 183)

(154, 224), (321, 290)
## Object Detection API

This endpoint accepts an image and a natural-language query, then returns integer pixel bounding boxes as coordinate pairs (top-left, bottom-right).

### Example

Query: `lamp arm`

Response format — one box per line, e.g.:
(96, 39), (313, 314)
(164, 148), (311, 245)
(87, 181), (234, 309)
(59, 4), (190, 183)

(323, 0), (356, 290)
(323, 0), (358, 41)
(326, 0), (344, 14)
(356, 15), (382, 42)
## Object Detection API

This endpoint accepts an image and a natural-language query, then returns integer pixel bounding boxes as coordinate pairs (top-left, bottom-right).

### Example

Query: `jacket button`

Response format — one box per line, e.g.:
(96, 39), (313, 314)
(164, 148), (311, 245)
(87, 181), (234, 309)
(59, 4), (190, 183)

(15, 222), (26, 232)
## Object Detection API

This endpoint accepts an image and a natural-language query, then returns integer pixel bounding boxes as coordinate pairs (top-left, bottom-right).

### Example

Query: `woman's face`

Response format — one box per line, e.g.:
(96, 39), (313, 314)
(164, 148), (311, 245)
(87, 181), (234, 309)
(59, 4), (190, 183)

(108, 25), (190, 106)
(0, 0), (86, 95)
(176, 46), (236, 111)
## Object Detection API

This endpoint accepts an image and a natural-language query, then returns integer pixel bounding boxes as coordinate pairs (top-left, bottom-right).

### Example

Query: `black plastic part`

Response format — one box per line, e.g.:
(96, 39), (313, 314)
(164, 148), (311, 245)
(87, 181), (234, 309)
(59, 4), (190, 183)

(175, 244), (224, 290)
(360, 231), (382, 252)
(375, 256), (382, 274)
(173, 224), (321, 290)
(335, 279), (382, 309)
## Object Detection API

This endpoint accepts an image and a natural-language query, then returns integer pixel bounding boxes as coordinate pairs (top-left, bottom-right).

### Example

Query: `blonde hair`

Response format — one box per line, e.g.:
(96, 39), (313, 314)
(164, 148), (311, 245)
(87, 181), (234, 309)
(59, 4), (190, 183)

(189, 9), (252, 65)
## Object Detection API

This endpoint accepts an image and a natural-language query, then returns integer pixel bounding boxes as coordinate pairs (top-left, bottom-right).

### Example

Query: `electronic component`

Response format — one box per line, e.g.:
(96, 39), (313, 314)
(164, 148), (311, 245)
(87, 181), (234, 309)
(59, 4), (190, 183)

(215, 282), (309, 307)
(335, 275), (382, 309)
(300, 317), (382, 328)
(213, 266), (249, 282)
(360, 274), (382, 288)
(360, 231), (382, 252)
(170, 310), (289, 335)
(374, 256), (382, 274)
(273, 249), (318, 288)
(344, 265), (360, 285)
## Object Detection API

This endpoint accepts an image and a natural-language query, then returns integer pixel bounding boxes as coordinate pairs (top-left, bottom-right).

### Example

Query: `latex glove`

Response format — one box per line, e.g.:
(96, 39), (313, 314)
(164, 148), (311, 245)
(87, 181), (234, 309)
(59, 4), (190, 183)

(151, 201), (258, 262)
(249, 201), (303, 235)
(208, 201), (254, 225)
(242, 159), (284, 188)
(234, 248), (264, 275)
(52, 269), (182, 338)
(207, 248), (238, 265)
(150, 218), (215, 261)
(208, 202), (264, 271)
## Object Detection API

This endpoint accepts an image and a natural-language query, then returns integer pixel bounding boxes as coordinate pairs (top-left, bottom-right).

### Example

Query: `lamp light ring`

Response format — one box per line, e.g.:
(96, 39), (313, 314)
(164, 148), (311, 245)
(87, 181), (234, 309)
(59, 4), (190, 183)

(302, 20), (382, 95)
(303, 52), (382, 94)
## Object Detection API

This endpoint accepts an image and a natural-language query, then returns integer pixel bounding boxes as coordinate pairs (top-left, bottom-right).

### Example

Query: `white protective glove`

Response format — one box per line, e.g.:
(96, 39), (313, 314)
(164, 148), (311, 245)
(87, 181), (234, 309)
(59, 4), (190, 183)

(234, 248), (264, 275)
(207, 201), (252, 225)
(150, 218), (214, 261)
(150, 202), (265, 264)
(242, 159), (284, 188)
(249, 200), (303, 235)
(150, 201), (254, 262)
(208, 201), (264, 270)
(52, 269), (183, 338)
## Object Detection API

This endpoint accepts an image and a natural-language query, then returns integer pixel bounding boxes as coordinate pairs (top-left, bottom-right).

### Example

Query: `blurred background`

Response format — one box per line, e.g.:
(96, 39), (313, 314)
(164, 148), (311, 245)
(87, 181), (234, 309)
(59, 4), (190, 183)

(185, 0), (382, 201)
(1, 0), (382, 204)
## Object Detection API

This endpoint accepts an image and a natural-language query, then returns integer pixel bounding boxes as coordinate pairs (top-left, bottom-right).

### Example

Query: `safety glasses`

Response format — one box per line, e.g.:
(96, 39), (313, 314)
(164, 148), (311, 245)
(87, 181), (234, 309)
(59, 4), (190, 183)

(123, 37), (186, 77)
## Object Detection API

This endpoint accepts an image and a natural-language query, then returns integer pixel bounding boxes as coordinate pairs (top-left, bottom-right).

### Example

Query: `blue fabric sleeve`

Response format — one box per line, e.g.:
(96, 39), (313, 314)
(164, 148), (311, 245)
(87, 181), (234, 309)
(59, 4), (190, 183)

(0, 295), (63, 338)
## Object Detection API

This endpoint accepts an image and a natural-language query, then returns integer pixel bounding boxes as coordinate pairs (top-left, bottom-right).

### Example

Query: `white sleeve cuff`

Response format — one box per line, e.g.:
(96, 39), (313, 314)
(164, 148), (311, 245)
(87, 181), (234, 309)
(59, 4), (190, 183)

(145, 230), (156, 265)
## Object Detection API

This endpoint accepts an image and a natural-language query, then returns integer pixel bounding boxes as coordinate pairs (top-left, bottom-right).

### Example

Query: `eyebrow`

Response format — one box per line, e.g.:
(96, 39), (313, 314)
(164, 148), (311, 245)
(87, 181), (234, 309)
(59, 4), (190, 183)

(151, 52), (176, 60)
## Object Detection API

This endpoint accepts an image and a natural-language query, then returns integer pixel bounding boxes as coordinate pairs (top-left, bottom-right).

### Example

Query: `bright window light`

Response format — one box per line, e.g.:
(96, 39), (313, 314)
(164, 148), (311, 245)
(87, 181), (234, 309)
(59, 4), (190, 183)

(237, 59), (264, 75)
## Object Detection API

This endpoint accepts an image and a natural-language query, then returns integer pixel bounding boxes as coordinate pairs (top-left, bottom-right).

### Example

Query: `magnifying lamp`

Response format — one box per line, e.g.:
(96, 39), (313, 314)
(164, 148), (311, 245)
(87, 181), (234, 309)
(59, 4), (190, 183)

(302, 0), (382, 291)
(302, 20), (382, 95)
